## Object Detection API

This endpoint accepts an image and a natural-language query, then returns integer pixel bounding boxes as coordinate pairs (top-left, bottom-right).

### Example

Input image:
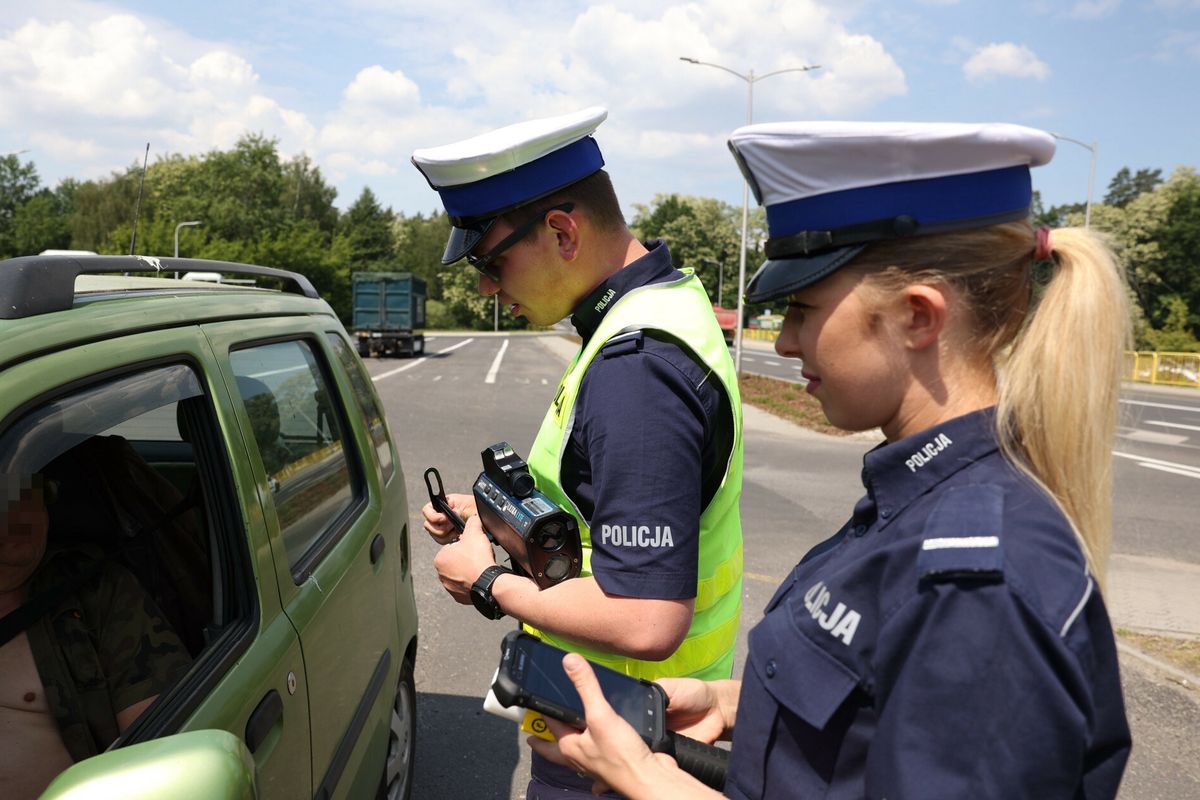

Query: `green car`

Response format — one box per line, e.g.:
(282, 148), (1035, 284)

(0, 255), (417, 800)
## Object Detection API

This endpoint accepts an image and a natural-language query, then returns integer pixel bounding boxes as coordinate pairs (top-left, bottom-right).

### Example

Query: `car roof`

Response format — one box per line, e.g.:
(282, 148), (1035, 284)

(0, 255), (336, 366)
(0, 254), (320, 318)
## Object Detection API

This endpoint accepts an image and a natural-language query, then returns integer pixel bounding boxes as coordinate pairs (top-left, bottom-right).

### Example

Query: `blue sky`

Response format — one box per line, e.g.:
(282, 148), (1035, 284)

(2, 0), (1197, 221)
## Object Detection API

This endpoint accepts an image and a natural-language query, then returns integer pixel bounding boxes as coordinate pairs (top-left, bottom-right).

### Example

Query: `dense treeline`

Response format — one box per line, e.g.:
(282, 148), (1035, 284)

(1, 135), (1196, 348)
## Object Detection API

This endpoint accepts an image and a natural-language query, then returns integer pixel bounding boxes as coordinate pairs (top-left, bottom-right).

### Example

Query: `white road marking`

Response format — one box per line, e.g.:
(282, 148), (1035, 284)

(1147, 420), (1200, 433)
(485, 338), (509, 384)
(1113, 450), (1200, 480)
(1119, 430), (1190, 446)
(1121, 399), (1200, 414)
(372, 338), (473, 382)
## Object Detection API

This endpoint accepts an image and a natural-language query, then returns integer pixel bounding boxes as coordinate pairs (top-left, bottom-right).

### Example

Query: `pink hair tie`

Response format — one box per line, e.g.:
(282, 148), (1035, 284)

(1034, 227), (1053, 261)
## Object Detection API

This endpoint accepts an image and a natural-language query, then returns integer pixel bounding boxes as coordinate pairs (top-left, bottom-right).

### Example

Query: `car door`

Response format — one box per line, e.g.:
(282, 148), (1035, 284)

(0, 327), (311, 798)
(205, 317), (400, 800)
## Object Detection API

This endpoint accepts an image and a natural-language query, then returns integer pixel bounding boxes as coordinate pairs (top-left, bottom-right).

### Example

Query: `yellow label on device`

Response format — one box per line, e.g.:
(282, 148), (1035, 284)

(521, 710), (556, 742)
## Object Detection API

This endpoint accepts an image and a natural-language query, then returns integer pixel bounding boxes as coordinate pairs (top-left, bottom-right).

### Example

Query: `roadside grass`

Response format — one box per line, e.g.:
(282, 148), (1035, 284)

(1117, 629), (1200, 679)
(738, 372), (853, 437)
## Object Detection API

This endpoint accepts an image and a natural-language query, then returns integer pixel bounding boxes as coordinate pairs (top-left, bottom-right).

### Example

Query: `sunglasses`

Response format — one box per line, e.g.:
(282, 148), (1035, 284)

(465, 202), (574, 282)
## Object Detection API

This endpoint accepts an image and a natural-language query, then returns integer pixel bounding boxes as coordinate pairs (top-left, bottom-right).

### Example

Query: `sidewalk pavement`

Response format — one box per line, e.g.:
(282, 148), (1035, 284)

(1108, 555), (1200, 638)
(539, 333), (1200, 641)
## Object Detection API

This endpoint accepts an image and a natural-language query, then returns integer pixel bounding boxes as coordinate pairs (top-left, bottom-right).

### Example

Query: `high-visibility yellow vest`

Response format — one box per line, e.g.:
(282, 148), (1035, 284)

(524, 270), (743, 680)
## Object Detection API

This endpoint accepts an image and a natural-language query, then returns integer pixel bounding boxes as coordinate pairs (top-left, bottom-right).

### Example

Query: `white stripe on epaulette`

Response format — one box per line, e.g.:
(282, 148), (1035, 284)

(1060, 574), (1094, 638)
(921, 536), (1000, 550)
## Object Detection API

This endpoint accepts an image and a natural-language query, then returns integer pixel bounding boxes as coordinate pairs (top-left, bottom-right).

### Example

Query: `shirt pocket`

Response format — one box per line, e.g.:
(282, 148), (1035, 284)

(728, 607), (861, 799)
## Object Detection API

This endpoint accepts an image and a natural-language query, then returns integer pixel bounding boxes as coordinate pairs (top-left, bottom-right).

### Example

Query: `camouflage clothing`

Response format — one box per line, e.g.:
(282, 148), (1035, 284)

(23, 546), (191, 762)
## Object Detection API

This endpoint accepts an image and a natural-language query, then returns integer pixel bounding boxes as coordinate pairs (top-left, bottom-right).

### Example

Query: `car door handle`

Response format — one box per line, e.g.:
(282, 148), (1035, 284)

(370, 532), (385, 565)
(245, 689), (283, 754)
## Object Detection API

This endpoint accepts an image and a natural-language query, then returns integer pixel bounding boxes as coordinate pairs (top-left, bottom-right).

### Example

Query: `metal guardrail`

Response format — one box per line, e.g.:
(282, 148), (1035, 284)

(1127, 351), (1200, 389)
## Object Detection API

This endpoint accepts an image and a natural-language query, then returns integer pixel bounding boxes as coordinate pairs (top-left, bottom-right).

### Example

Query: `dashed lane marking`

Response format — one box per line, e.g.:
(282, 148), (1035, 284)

(1113, 450), (1200, 480)
(485, 338), (509, 384)
(372, 338), (473, 382)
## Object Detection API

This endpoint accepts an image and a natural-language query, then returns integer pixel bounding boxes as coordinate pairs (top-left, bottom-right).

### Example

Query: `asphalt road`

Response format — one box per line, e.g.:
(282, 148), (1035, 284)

(367, 332), (1199, 799)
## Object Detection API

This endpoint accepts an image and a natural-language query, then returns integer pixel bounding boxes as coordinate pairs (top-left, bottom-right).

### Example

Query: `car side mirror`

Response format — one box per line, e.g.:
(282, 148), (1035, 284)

(40, 729), (256, 800)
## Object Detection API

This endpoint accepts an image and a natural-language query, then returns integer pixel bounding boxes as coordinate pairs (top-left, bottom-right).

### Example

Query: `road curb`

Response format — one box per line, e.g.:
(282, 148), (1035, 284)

(1116, 638), (1200, 693)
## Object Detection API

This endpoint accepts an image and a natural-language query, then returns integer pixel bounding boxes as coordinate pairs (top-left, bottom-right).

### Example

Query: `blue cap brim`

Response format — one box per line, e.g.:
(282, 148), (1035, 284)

(744, 244), (867, 304)
(442, 218), (496, 265)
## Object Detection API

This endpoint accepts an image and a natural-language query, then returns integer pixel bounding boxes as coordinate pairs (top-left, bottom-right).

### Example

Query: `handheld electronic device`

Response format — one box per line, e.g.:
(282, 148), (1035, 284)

(424, 442), (582, 592)
(472, 443), (581, 588)
(492, 631), (729, 791)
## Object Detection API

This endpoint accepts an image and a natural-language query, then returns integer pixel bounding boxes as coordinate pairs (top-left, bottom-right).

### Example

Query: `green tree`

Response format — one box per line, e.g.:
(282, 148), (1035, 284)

(1143, 295), (1200, 352)
(1104, 167), (1163, 208)
(11, 190), (71, 254)
(0, 154), (42, 256)
(632, 194), (695, 240)
(284, 154), (339, 233)
(633, 193), (768, 316)
(336, 187), (395, 268)
(67, 169), (141, 252)
(392, 210), (452, 298)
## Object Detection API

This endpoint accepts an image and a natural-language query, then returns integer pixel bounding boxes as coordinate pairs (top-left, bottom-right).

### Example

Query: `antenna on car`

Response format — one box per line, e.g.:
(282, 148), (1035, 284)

(129, 142), (150, 256)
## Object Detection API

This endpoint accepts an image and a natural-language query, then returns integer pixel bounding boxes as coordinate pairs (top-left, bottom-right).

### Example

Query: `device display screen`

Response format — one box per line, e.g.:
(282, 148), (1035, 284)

(504, 635), (663, 738)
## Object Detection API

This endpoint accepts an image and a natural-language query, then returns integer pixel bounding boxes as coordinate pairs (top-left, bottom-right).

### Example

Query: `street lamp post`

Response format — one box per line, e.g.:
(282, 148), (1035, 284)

(174, 220), (203, 258)
(701, 257), (725, 307)
(679, 57), (820, 373)
(1050, 133), (1097, 228)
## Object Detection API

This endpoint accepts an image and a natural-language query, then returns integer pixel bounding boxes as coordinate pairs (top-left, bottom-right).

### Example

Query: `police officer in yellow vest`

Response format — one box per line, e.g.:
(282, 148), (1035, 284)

(412, 107), (744, 799)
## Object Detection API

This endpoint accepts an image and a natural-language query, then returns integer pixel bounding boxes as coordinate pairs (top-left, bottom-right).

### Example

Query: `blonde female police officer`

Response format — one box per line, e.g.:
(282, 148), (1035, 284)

(412, 108), (744, 799)
(531, 121), (1133, 799)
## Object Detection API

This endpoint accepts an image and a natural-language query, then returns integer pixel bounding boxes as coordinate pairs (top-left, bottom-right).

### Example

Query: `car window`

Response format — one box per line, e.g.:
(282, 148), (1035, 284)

(0, 363), (245, 792)
(229, 339), (359, 572)
(327, 333), (394, 483)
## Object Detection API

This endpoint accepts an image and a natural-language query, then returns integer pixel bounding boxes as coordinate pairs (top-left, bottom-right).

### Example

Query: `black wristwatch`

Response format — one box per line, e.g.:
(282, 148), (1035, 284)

(470, 565), (513, 620)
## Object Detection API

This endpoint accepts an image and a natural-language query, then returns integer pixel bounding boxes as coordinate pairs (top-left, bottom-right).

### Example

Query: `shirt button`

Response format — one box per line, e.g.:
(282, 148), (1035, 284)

(765, 659), (777, 678)
(854, 525), (867, 536)
(880, 507), (892, 519)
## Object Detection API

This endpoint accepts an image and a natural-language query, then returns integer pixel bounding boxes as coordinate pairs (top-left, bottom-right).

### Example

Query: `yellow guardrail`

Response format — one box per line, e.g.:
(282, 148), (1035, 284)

(739, 334), (1197, 390)
(1126, 351), (1200, 389)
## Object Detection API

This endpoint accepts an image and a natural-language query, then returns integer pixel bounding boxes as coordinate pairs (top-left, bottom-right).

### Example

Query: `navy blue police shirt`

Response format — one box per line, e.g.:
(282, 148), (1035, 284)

(724, 408), (1131, 800)
(563, 240), (733, 601)
(527, 241), (735, 798)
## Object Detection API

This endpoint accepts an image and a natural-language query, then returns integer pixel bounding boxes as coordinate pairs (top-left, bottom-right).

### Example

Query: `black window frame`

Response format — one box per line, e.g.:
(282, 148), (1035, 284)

(227, 334), (369, 584)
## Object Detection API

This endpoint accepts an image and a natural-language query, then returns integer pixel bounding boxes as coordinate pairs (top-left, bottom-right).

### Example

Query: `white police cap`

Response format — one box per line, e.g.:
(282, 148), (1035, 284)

(727, 121), (1056, 303)
(412, 107), (608, 264)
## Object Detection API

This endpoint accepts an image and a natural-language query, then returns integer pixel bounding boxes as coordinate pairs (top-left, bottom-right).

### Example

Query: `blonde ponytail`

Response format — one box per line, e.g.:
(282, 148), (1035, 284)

(997, 228), (1130, 582)
(851, 222), (1131, 583)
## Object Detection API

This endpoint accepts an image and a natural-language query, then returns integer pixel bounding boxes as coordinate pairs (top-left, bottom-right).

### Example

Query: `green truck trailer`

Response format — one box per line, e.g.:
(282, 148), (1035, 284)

(351, 271), (426, 358)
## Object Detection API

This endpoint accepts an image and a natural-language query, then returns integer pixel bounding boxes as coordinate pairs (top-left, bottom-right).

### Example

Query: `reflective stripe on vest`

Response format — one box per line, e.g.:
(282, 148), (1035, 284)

(524, 270), (744, 680)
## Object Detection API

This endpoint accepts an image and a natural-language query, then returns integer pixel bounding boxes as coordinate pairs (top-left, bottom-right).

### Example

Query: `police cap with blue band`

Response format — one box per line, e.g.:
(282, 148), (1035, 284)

(727, 121), (1057, 303)
(412, 107), (609, 265)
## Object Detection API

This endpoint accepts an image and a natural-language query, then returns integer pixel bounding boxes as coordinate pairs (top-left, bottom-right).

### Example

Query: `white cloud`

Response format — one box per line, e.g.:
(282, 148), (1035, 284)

(963, 43), (1051, 82)
(0, 0), (910, 210)
(1068, 0), (1121, 18)
(342, 66), (421, 111)
(0, 11), (317, 170)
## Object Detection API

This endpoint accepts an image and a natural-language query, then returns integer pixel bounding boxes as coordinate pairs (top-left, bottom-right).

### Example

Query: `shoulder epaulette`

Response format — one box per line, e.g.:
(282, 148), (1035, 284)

(597, 329), (645, 359)
(916, 484), (1005, 582)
